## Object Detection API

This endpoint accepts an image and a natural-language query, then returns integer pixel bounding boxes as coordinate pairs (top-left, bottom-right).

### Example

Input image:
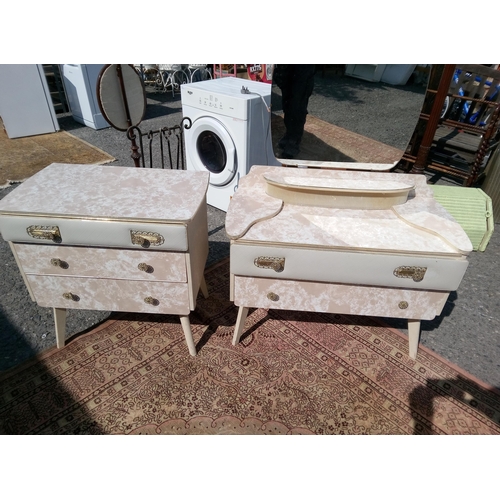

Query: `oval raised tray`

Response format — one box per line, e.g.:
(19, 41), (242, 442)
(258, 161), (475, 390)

(263, 173), (415, 209)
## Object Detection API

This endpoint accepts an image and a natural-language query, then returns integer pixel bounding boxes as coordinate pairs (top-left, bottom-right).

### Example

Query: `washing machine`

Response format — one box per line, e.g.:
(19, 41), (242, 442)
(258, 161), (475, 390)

(181, 77), (279, 212)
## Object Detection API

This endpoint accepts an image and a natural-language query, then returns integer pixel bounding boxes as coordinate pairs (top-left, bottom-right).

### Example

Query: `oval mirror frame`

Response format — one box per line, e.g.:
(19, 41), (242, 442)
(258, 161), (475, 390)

(96, 64), (146, 131)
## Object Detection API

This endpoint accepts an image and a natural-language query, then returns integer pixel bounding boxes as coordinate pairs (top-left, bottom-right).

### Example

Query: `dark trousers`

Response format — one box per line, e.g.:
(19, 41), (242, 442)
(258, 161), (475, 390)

(276, 64), (315, 142)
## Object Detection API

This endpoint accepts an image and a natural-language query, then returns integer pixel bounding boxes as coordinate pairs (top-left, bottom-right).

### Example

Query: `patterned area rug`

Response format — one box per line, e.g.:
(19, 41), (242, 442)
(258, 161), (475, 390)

(1, 259), (499, 435)
(0, 121), (115, 187)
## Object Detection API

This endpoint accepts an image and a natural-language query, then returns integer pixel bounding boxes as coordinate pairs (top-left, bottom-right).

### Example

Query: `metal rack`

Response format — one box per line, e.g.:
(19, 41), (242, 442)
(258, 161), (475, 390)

(126, 118), (191, 169)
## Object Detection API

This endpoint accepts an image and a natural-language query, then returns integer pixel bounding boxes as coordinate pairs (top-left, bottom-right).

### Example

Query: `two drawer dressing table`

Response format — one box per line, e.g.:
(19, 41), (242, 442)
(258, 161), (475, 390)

(225, 165), (473, 359)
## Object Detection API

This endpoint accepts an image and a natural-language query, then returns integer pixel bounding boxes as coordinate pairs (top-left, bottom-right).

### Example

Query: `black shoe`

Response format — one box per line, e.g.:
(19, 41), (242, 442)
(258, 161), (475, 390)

(278, 135), (289, 149)
(282, 140), (300, 159)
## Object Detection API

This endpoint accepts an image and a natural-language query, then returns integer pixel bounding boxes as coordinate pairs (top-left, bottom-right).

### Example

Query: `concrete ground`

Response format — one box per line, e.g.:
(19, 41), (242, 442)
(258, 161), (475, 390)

(1, 68), (498, 388)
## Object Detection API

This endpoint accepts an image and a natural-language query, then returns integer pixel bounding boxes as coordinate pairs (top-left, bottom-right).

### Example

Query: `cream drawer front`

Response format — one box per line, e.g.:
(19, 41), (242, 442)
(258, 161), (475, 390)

(13, 244), (187, 282)
(231, 244), (468, 291)
(234, 276), (449, 320)
(26, 275), (191, 315)
(0, 216), (188, 251)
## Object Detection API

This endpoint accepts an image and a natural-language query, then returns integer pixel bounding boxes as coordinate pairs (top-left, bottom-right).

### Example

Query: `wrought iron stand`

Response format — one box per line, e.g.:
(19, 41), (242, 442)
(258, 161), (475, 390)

(126, 117), (192, 169)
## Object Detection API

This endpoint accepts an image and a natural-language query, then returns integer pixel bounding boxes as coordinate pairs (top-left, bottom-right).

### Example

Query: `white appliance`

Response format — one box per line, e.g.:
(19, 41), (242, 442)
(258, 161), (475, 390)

(0, 64), (59, 138)
(61, 64), (109, 129)
(181, 77), (279, 212)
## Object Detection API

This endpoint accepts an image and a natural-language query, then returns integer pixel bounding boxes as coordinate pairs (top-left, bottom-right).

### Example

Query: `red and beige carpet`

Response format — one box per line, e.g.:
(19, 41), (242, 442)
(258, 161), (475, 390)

(1, 259), (499, 435)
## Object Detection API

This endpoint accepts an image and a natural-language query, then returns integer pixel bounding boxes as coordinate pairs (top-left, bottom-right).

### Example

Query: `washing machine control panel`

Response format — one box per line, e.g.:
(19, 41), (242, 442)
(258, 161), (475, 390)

(181, 88), (251, 121)
(201, 94), (223, 110)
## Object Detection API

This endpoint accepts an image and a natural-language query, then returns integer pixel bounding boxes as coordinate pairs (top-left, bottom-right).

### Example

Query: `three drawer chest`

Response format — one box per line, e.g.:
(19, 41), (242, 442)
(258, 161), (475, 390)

(0, 163), (209, 356)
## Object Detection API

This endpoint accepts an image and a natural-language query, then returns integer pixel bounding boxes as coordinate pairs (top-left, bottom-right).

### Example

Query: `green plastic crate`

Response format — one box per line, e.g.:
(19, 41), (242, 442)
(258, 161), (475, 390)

(430, 185), (494, 251)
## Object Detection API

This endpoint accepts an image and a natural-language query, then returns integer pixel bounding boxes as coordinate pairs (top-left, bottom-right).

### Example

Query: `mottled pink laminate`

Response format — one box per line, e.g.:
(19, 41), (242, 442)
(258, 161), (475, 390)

(27, 275), (191, 315)
(14, 244), (187, 282)
(0, 163), (209, 223)
(226, 165), (472, 256)
(234, 276), (449, 321)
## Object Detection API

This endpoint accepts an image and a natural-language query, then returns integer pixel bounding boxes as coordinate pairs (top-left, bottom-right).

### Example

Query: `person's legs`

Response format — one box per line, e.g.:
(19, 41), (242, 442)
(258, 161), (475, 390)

(284, 65), (315, 143)
(280, 65), (315, 158)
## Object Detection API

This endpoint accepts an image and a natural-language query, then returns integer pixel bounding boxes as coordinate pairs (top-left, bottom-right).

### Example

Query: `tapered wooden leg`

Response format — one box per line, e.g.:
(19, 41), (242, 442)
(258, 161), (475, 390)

(408, 319), (421, 360)
(180, 315), (197, 356)
(199, 275), (209, 299)
(232, 306), (249, 345)
(54, 308), (67, 348)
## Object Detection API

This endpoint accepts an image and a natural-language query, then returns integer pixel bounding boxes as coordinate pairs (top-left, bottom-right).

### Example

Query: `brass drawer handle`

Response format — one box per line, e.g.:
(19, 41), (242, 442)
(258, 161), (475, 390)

(254, 256), (285, 273)
(130, 230), (165, 248)
(267, 292), (279, 302)
(399, 301), (409, 309)
(144, 296), (160, 306)
(138, 262), (154, 274)
(51, 258), (69, 269)
(62, 292), (80, 302)
(394, 266), (427, 282)
(27, 225), (62, 243)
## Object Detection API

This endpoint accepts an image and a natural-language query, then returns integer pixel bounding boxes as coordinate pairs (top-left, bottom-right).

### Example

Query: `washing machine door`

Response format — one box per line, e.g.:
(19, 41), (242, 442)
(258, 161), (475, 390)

(186, 116), (236, 186)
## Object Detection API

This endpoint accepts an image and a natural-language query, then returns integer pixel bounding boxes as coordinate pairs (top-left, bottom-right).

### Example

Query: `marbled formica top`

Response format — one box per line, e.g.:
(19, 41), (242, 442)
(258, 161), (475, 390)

(0, 163), (209, 223)
(226, 165), (473, 256)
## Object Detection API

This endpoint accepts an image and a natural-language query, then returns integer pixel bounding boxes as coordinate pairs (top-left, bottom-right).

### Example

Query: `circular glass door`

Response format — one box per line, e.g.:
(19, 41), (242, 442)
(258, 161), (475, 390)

(197, 130), (227, 174)
(186, 117), (236, 186)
